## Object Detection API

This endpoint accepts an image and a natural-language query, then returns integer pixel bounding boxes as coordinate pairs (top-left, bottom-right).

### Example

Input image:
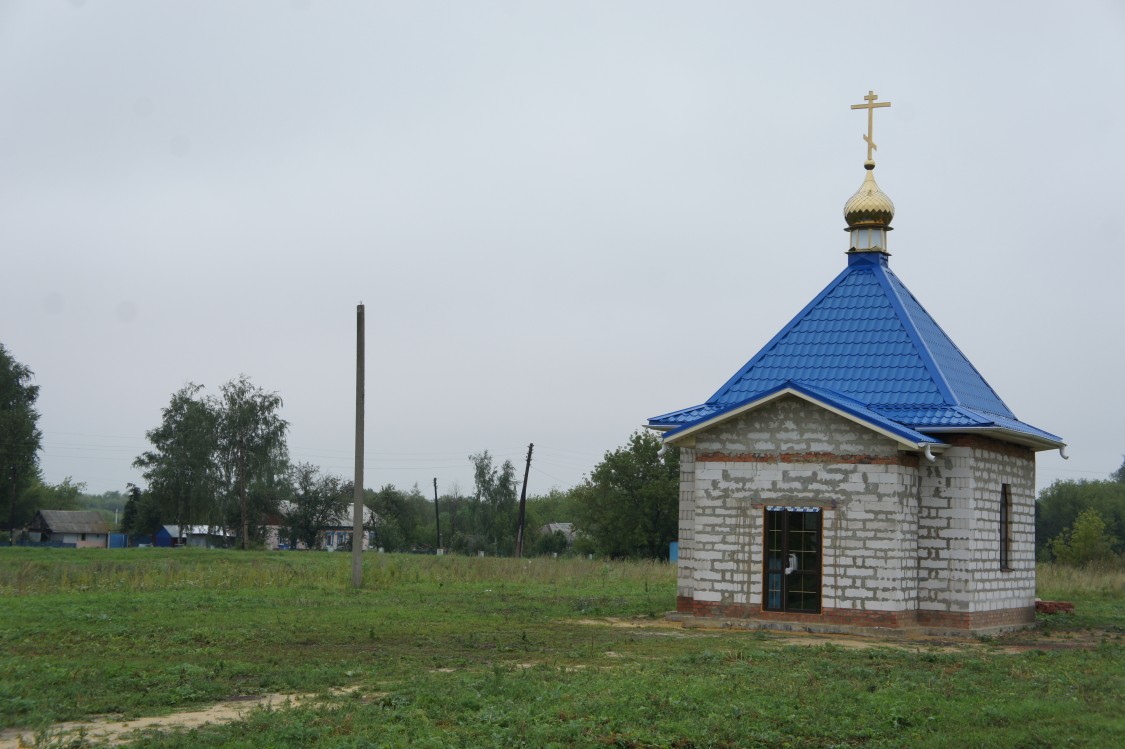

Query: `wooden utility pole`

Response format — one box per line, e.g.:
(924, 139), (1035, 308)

(433, 477), (441, 552)
(515, 442), (533, 558)
(239, 437), (248, 550)
(352, 304), (365, 589)
(8, 467), (17, 546)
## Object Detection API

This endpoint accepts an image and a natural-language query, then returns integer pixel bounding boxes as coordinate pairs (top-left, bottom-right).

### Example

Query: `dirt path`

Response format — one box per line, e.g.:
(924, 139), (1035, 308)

(0, 689), (355, 749)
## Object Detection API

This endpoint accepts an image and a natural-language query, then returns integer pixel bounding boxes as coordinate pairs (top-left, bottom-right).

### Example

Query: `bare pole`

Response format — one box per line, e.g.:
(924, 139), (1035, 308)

(352, 304), (365, 589)
(433, 477), (441, 552)
(8, 467), (17, 546)
(515, 442), (533, 558)
(239, 437), (248, 550)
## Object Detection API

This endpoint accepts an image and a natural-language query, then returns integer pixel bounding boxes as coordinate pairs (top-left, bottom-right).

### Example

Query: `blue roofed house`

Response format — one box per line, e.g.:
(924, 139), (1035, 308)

(649, 92), (1064, 634)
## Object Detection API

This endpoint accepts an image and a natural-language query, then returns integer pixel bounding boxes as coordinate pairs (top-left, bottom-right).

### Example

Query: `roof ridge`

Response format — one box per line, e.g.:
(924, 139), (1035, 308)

(870, 263), (959, 405)
(881, 265), (1015, 416)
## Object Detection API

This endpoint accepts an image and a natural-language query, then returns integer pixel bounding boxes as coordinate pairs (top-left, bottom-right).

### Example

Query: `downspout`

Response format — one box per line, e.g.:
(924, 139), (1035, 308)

(922, 443), (936, 463)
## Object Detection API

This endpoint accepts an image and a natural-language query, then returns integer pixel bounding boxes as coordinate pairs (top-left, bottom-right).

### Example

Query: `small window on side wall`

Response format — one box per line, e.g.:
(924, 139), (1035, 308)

(1000, 483), (1012, 570)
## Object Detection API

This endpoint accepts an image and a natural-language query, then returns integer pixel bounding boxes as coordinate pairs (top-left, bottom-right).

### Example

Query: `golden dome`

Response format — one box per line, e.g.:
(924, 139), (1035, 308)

(844, 165), (894, 228)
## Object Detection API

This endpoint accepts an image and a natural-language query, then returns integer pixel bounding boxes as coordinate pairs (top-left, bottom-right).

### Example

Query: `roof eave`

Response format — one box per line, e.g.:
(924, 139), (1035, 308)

(918, 426), (1065, 452)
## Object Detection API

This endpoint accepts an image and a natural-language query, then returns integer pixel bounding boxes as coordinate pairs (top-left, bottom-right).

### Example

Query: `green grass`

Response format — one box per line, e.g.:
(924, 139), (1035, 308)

(1036, 561), (1125, 632)
(1, 550), (1122, 748)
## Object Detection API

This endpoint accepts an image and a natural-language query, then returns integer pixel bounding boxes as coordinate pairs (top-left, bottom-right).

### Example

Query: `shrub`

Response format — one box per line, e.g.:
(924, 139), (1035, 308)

(1050, 508), (1117, 565)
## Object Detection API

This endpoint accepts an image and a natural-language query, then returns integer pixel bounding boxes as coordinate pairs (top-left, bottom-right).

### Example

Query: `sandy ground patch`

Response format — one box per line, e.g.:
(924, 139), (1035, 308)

(575, 617), (684, 630)
(573, 616), (1115, 654)
(0, 688), (359, 749)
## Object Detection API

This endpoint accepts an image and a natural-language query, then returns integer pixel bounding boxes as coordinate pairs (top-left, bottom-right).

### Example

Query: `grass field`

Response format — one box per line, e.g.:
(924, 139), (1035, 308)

(1, 549), (1122, 748)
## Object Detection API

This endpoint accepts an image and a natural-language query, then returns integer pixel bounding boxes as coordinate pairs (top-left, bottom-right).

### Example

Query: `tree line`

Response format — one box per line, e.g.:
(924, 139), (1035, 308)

(1, 342), (674, 559)
(1035, 458), (1125, 566)
(112, 374), (678, 557)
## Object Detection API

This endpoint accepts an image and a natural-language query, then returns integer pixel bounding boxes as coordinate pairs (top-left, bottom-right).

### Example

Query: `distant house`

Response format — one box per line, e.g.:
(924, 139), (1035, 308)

(268, 502), (376, 551)
(154, 525), (184, 547)
(540, 522), (576, 545)
(155, 525), (234, 549)
(318, 504), (377, 551)
(27, 511), (110, 548)
(186, 525), (235, 548)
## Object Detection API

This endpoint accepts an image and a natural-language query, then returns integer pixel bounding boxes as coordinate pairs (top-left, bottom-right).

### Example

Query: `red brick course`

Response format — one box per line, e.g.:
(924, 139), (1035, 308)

(1035, 600), (1075, 615)
(914, 607), (1035, 629)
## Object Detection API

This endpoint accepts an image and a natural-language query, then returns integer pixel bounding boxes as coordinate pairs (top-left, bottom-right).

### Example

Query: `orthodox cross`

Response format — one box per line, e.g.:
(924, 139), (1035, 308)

(850, 90), (891, 163)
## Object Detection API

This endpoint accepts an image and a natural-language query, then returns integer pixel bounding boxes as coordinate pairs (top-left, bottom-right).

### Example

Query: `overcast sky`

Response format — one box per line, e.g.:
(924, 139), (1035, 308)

(1, 0), (1122, 499)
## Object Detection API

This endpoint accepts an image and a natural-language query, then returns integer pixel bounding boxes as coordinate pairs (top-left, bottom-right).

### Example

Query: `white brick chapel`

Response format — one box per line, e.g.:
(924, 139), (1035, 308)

(648, 92), (1064, 634)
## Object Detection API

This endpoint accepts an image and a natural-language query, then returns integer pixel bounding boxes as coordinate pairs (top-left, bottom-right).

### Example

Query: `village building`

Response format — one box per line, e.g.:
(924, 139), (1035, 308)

(266, 502), (376, 551)
(540, 522), (577, 546)
(26, 510), (110, 548)
(154, 525), (235, 548)
(648, 92), (1064, 635)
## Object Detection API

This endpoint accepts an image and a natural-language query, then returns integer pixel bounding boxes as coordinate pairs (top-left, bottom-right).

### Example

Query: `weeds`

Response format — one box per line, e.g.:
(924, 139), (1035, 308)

(1037, 560), (1125, 598)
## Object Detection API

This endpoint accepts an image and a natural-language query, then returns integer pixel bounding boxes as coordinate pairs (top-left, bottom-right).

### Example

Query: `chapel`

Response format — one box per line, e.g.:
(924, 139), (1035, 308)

(648, 92), (1064, 634)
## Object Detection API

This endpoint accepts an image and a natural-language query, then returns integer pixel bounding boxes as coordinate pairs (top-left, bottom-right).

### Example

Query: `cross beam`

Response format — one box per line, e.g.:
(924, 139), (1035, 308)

(851, 90), (891, 164)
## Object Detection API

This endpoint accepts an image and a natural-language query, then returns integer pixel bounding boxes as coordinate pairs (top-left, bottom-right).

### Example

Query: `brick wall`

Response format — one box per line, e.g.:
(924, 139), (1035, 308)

(916, 436), (1035, 618)
(682, 395), (919, 617)
(670, 395), (1038, 631)
(677, 448), (696, 601)
(917, 445), (973, 614)
(959, 436), (1036, 613)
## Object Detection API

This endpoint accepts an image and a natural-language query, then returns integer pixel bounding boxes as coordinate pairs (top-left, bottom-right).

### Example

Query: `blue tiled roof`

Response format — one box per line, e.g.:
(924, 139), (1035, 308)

(649, 403), (724, 426)
(649, 252), (1062, 449)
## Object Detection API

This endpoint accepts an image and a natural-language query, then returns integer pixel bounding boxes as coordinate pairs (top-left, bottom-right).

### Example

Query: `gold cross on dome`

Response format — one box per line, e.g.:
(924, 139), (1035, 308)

(851, 90), (891, 164)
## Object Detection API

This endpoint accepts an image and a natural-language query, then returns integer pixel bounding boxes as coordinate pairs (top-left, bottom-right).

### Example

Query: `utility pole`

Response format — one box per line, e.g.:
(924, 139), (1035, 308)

(8, 467), (17, 546)
(515, 442), (533, 558)
(239, 436), (248, 550)
(433, 477), (441, 552)
(450, 494), (456, 546)
(352, 304), (365, 589)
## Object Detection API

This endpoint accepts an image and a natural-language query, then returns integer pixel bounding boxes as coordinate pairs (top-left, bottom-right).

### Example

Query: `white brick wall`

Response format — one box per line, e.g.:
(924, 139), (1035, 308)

(672, 395), (1038, 626)
(680, 396), (920, 614)
(916, 441), (1035, 614)
(677, 448), (696, 600)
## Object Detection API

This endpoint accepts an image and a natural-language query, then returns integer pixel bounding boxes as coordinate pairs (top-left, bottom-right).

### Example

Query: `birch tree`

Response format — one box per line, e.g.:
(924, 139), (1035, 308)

(214, 376), (288, 549)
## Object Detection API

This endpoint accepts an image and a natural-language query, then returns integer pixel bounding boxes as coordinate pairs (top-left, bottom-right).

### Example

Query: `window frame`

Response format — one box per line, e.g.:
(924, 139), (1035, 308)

(999, 483), (1012, 570)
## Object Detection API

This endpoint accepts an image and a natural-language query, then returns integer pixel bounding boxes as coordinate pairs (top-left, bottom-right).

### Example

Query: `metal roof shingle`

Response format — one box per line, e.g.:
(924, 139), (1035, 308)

(649, 252), (1061, 448)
